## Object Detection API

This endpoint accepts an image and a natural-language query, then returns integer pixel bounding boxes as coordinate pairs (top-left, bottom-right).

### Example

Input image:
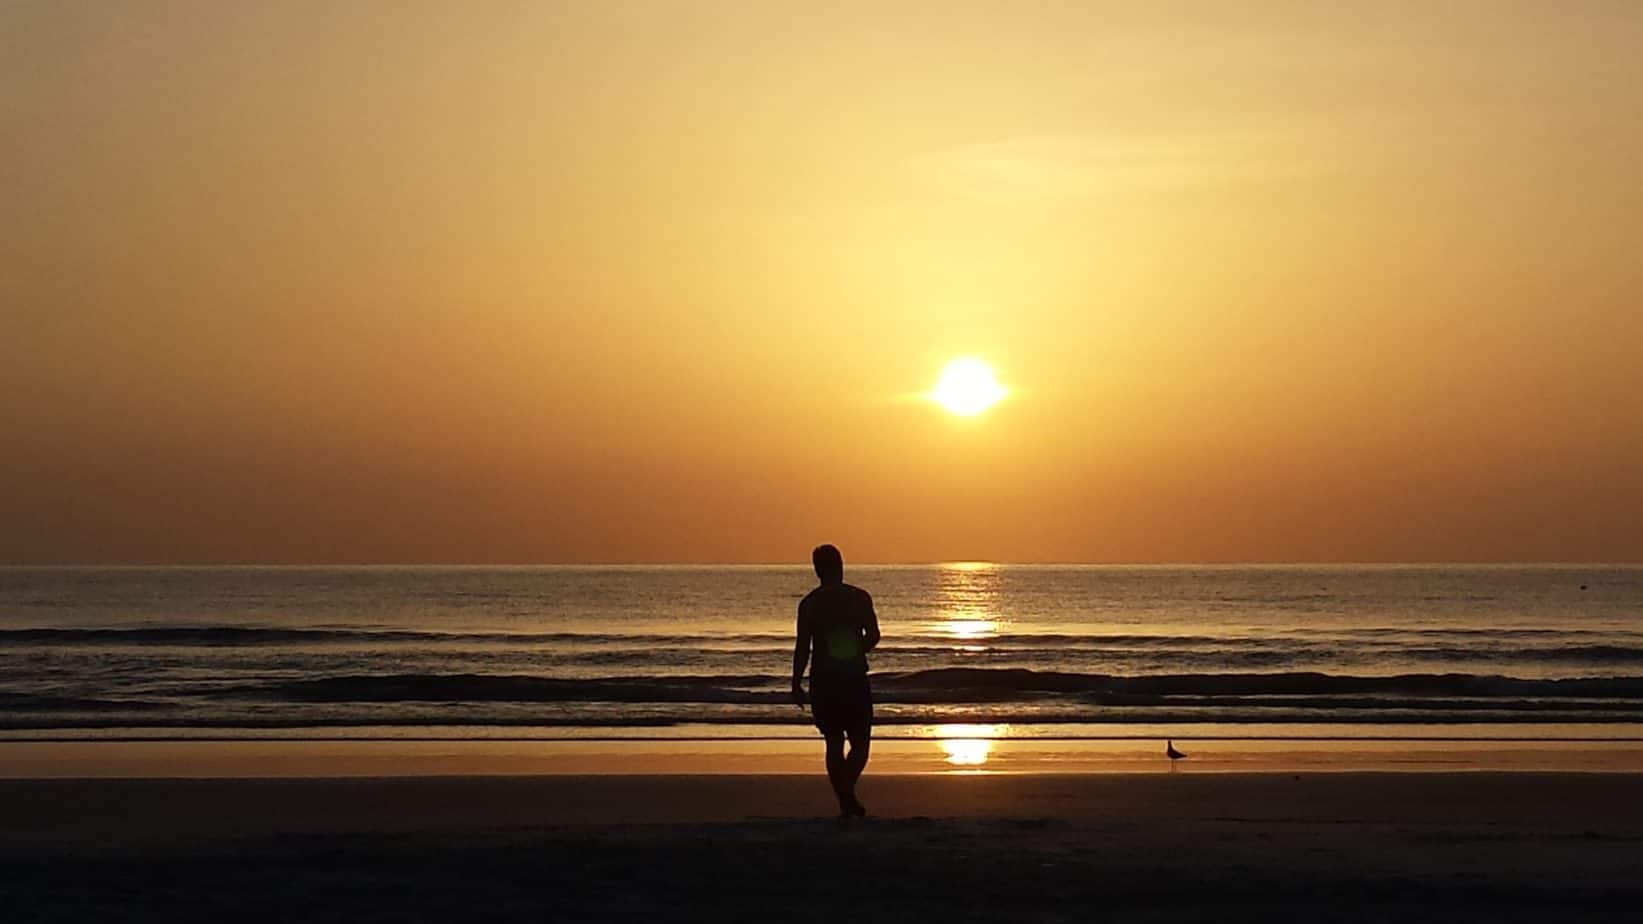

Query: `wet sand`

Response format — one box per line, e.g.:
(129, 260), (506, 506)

(6, 734), (1643, 778)
(5, 772), (1643, 922)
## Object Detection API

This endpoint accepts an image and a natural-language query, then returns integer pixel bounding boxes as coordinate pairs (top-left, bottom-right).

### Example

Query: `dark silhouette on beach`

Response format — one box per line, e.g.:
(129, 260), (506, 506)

(792, 544), (881, 818)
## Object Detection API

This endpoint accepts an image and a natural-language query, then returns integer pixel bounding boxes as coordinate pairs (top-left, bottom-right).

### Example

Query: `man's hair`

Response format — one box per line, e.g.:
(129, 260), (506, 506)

(812, 544), (844, 583)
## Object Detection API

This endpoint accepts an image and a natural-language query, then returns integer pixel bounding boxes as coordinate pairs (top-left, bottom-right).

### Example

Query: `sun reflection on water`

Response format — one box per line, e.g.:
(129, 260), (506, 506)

(934, 723), (1007, 767)
(940, 738), (993, 765)
(943, 619), (999, 640)
(934, 561), (1006, 643)
(929, 565), (1008, 766)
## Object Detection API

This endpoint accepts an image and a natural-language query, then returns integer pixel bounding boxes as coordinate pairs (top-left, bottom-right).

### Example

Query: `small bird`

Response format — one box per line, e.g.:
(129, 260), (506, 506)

(1166, 740), (1186, 762)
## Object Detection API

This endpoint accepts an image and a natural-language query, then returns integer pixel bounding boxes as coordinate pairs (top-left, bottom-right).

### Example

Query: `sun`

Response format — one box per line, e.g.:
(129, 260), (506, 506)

(931, 358), (1007, 416)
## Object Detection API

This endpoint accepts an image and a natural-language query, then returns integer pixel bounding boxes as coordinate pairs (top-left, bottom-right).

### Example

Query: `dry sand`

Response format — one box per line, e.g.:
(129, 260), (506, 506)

(4, 772), (1642, 922)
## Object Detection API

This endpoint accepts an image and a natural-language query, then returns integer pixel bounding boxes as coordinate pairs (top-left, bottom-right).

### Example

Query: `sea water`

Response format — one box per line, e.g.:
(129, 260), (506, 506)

(3, 564), (1641, 742)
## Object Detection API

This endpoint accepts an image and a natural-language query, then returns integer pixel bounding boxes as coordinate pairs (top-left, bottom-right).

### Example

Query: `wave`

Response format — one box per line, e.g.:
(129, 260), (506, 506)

(0, 693), (165, 712)
(879, 668), (1643, 700)
(1395, 645), (1643, 664)
(13, 626), (1643, 657)
(217, 674), (791, 704)
(210, 669), (1643, 706)
(0, 627), (796, 647)
(2, 627), (420, 645)
(11, 709), (1643, 732)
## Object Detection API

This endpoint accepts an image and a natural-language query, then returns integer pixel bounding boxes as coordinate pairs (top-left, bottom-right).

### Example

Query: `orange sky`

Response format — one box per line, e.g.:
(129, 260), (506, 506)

(3, 2), (1641, 564)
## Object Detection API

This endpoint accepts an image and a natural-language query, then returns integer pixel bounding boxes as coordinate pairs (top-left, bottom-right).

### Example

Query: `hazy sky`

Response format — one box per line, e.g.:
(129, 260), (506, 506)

(4, 1), (1641, 564)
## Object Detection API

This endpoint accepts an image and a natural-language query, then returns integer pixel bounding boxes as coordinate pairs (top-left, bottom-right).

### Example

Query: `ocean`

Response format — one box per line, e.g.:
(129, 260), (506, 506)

(4, 564), (1642, 742)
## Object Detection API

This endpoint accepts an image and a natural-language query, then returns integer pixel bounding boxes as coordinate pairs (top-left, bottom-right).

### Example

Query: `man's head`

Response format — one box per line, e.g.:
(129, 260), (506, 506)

(812, 544), (844, 584)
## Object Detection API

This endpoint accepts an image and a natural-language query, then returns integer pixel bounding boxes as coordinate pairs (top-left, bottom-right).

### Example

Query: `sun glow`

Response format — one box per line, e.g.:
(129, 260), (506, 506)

(931, 358), (1007, 416)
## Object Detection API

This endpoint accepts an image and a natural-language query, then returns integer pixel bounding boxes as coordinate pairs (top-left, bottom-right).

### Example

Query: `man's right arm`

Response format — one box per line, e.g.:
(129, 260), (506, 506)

(861, 590), (881, 654)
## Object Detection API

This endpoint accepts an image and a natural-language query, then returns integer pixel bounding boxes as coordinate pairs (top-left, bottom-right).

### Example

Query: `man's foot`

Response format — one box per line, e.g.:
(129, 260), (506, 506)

(835, 792), (867, 821)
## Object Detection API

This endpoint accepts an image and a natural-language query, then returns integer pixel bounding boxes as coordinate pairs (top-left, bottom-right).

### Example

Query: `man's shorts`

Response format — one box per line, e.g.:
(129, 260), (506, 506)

(810, 672), (872, 736)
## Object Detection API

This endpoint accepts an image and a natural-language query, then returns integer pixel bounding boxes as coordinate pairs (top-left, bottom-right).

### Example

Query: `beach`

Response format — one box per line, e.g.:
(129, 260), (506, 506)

(6, 769), (1643, 922)
(7, 566), (1643, 919)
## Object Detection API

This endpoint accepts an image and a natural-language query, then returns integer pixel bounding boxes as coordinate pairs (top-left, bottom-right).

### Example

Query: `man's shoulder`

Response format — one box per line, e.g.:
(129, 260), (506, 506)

(799, 583), (871, 605)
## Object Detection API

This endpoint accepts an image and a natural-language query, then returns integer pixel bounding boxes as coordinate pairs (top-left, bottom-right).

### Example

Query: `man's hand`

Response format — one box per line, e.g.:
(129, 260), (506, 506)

(791, 680), (808, 711)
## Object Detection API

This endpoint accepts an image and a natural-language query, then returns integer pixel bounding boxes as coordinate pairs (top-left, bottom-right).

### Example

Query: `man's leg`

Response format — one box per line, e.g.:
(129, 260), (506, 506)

(823, 732), (851, 812)
(839, 723), (871, 816)
(844, 723), (871, 786)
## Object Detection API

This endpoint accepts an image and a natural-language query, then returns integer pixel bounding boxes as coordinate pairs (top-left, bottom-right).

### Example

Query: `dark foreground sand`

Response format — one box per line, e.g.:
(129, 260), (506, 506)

(5, 773), (1643, 922)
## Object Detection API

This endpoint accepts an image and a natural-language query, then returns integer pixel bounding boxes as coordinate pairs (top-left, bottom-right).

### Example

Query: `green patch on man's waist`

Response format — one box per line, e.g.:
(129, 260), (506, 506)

(824, 628), (862, 661)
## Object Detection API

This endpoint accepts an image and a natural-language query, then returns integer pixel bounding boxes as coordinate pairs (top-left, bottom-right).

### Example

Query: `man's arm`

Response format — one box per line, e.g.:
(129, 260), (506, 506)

(791, 603), (810, 707)
(861, 591), (881, 654)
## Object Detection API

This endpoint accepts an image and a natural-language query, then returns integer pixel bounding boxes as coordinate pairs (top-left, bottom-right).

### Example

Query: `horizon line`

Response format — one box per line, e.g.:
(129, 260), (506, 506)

(4, 560), (1641, 569)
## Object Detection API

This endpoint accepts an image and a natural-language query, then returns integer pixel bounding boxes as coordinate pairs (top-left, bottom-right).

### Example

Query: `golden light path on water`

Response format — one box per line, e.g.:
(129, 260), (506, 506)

(932, 561), (1005, 641)
(927, 564), (1011, 767)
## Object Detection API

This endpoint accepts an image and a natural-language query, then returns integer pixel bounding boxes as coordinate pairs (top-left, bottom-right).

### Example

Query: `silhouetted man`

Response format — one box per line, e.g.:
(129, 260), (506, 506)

(792, 543), (881, 819)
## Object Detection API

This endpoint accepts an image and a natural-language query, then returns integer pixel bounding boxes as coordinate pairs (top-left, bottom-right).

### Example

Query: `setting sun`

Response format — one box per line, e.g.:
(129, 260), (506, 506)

(931, 359), (1008, 416)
